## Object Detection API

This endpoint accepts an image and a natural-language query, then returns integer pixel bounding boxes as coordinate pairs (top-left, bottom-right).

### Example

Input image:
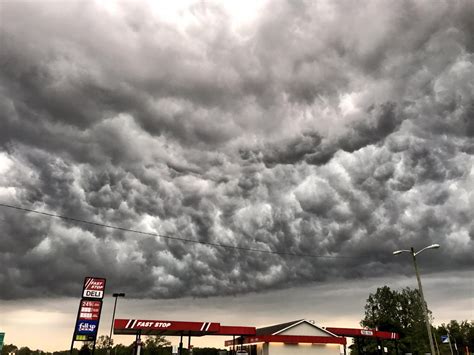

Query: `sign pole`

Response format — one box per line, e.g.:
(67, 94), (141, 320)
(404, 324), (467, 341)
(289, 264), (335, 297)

(91, 300), (103, 355)
(71, 277), (106, 349)
(448, 337), (454, 355)
(448, 332), (454, 355)
(434, 330), (441, 355)
(179, 332), (183, 355)
(136, 331), (142, 355)
(70, 299), (83, 354)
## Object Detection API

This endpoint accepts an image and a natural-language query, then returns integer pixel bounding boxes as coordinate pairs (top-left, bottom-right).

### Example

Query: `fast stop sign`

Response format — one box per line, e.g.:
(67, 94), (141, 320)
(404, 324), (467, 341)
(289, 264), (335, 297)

(82, 277), (106, 299)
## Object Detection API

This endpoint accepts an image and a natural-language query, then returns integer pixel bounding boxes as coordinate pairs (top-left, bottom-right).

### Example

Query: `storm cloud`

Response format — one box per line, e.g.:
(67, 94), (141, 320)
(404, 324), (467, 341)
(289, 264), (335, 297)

(0, 0), (473, 300)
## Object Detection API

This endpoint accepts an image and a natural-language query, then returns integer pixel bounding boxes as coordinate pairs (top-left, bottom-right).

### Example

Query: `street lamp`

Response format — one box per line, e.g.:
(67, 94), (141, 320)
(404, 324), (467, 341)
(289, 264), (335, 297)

(393, 244), (440, 355)
(109, 293), (126, 346)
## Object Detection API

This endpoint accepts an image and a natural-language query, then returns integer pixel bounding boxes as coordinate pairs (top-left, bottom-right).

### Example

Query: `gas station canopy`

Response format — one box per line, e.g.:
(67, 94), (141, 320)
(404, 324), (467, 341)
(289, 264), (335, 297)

(114, 319), (256, 337)
(325, 327), (400, 340)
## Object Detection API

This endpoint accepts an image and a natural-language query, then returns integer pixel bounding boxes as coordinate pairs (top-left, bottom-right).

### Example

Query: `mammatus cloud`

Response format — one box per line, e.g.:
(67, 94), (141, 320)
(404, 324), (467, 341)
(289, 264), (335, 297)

(0, 0), (473, 299)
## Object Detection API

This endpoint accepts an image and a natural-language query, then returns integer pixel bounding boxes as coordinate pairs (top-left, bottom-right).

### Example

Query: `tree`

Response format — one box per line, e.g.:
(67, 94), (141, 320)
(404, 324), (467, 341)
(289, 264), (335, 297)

(144, 336), (171, 347)
(356, 286), (432, 355)
(1, 344), (18, 355)
(112, 344), (135, 355)
(78, 344), (91, 355)
(192, 348), (227, 355)
(143, 336), (172, 355)
(436, 320), (474, 355)
(96, 335), (113, 349)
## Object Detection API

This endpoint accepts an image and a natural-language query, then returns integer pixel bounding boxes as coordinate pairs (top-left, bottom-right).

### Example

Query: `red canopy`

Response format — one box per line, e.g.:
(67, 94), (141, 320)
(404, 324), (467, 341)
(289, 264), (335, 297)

(325, 327), (399, 340)
(114, 319), (256, 337)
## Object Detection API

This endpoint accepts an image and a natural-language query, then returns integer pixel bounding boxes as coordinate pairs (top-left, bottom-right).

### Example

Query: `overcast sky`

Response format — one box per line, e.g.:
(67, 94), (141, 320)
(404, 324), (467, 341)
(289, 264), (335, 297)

(0, 0), (473, 350)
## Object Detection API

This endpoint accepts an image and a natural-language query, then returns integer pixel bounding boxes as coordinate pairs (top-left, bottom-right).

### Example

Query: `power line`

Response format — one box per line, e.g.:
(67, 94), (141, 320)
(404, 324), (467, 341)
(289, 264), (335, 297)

(0, 202), (364, 260)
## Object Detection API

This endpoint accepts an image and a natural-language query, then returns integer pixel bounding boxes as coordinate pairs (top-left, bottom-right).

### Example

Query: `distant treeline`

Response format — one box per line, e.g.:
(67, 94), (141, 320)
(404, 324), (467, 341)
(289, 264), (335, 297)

(1, 344), (228, 355)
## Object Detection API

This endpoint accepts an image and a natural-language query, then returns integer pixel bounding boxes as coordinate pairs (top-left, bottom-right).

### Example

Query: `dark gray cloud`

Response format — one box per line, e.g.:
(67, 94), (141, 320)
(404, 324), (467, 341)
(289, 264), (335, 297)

(0, 0), (473, 300)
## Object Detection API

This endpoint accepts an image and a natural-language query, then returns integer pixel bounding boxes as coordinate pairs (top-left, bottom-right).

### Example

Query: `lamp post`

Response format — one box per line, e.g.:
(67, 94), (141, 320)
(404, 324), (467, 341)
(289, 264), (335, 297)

(393, 244), (440, 355)
(109, 293), (125, 347)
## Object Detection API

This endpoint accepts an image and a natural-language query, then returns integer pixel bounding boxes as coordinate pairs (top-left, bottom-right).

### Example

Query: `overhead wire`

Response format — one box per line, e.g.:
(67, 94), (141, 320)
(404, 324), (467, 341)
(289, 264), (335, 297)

(0, 202), (368, 260)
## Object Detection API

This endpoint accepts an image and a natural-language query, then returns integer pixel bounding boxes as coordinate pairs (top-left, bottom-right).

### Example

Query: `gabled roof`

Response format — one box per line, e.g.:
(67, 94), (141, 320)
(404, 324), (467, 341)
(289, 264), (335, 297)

(256, 319), (303, 336)
(256, 319), (338, 337)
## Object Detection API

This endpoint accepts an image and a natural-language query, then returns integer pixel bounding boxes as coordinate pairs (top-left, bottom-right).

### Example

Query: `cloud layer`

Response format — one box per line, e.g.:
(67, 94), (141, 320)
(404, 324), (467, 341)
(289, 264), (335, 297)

(0, 0), (473, 299)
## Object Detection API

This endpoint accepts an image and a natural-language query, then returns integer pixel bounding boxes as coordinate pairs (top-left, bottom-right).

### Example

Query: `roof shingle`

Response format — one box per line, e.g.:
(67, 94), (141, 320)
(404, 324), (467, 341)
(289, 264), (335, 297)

(256, 319), (304, 336)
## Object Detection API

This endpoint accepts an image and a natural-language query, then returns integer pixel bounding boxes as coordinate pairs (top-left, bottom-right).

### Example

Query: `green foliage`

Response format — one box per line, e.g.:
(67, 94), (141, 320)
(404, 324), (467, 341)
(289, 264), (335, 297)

(141, 336), (172, 355)
(357, 286), (474, 355)
(191, 348), (227, 355)
(112, 343), (135, 355)
(95, 335), (113, 349)
(436, 320), (474, 355)
(78, 344), (92, 355)
(1, 344), (18, 355)
(0, 342), (260, 355)
(1, 345), (59, 355)
(357, 286), (431, 355)
(144, 336), (171, 348)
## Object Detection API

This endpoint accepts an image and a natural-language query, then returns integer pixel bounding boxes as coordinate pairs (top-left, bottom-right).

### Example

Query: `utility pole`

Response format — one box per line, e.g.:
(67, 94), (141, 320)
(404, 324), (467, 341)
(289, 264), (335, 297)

(411, 247), (437, 355)
(393, 244), (440, 355)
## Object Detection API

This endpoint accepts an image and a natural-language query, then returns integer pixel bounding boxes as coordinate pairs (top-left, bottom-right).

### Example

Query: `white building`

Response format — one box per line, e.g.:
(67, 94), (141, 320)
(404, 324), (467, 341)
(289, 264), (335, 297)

(226, 319), (346, 355)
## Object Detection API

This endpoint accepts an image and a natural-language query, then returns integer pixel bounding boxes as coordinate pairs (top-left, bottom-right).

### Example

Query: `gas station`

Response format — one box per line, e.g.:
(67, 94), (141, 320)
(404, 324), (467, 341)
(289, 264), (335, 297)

(74, 277), (400, 355)
(113, 318), (399, 355)
(113, 318), (401, 355)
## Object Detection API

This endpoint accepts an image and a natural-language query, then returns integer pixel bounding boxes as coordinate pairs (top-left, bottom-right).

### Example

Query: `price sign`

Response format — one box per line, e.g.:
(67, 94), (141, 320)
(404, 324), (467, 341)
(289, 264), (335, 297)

(79, 300), (102, 320)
